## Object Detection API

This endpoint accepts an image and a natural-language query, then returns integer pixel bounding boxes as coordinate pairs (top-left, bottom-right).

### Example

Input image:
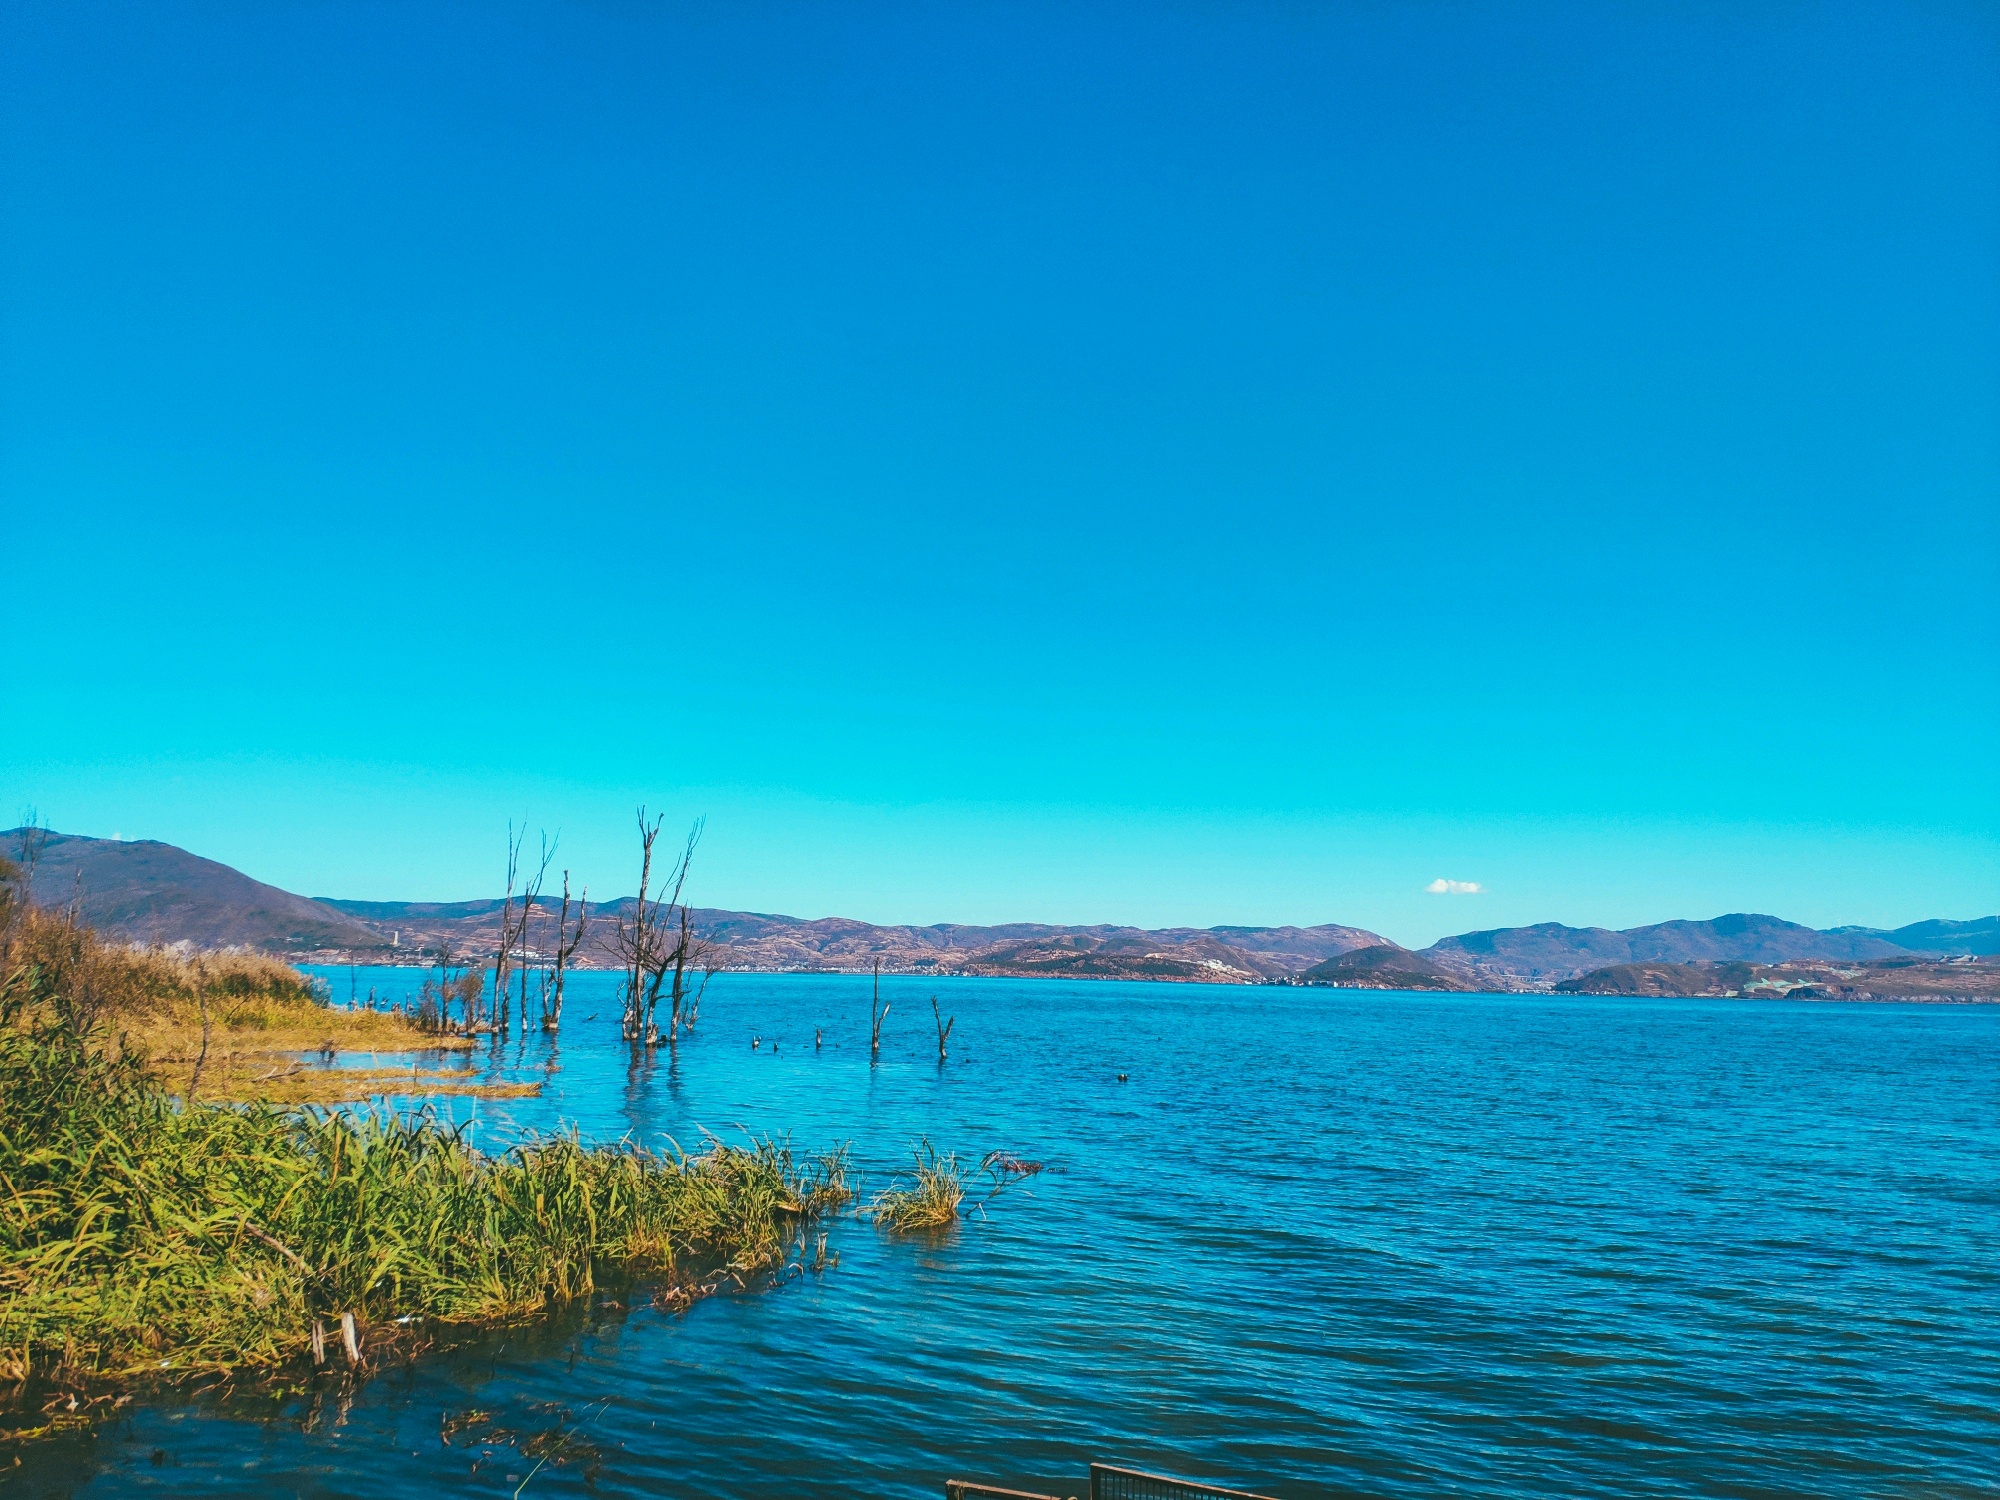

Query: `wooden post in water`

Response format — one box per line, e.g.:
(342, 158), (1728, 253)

(339, 1312), (363, 1368)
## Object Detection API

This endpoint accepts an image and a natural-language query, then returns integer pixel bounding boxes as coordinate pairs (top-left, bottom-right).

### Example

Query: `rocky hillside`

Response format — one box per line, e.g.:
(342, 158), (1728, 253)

(1419, 913), (1919, 987)
(1556, 956), (2000, 1002)
(7, 830), (1383, 981)
(1297, 944), (1476, 992)
(12, 827), (1990, 991)
(6, 831), (380, 951)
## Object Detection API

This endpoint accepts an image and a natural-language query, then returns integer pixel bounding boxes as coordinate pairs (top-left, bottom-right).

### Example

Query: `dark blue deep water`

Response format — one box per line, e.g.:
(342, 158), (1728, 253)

(18, 974), (1999, 1498)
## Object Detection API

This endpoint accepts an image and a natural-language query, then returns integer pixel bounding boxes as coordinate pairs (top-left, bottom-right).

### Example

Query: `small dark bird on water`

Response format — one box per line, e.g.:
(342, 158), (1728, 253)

(1117, 1073), (1128, 1082)
(752, 1036), (761, 1049)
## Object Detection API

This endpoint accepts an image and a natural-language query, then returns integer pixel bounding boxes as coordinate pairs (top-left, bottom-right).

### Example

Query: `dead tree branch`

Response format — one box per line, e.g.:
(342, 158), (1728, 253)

(931, 993), (954, 1063)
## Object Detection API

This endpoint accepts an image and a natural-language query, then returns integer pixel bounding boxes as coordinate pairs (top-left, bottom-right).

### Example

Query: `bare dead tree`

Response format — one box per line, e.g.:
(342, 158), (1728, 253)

(188, 962), (212, 1101)
(686, 947), (721, 1033)
(613, 811), (668, 1041)
(665, 902), (716, 1044)
(931, 994), (954, 1064)
(417, 942), (468, 1034)
(870, 959), (889, 1059)
(611, 811), (707, 1047)
(487, 824), (554, 1040)
(454, 967), (483, 1031)
(417, 947), (444, 1032)
(515, 832), (554, 1034)
(13, 815), (48, 907)
(643, 823), (702, 1045)
(613, 811), (660, 1041)
(488, 824), (525, 1035)
(542, 870), (589, 1031)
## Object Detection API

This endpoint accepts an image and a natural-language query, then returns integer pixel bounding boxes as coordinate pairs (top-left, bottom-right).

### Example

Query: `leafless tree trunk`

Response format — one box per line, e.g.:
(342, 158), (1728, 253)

(543, 870), (588, 1031)
(612, 813), (706, 1047)
(13, 815), (48, 908)
(189, 966), (212, 1100)
(665, 903), (717, 1045)
(487, 825), (523, 1035)
(420, 943), (464, 1034)
(454, 966), (483, 1031)
(614, 811), (665, 1042)
(931, 993), (954, 1063)
(516, 833), (553, 1034)
(686, 952), (720, 1033)
(870, 959), (889, 1059)
(490, 823), (554, 1040)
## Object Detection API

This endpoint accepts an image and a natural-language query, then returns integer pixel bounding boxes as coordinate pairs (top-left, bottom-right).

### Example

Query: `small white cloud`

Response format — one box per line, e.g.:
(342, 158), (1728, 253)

(1425, 878), (1483, 895)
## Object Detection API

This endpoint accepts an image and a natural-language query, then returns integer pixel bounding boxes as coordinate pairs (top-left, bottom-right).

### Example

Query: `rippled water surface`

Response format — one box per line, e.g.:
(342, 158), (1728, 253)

(21, 973), (1999, 1498)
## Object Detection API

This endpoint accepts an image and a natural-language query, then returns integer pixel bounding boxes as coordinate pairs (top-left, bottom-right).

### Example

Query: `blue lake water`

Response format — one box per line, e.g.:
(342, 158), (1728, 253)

(19, 972), (1999, 1498)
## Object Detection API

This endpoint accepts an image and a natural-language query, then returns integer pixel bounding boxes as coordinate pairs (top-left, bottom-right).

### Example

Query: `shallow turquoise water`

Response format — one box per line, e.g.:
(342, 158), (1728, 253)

(20, 973), (1999, 1498)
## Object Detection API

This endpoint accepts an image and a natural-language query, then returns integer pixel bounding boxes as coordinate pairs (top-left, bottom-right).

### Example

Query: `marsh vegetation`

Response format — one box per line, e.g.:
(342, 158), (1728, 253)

(0, 849), (461, 1105)
(0, 1013), (849, 1393)
(0, 840), (1021, 1459)
(869, 1140), (1041, 1231)
(0, 853), (854, 1411)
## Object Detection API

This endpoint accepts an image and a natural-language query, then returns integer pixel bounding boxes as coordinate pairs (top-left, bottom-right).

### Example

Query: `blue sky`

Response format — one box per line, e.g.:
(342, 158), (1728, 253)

(4, 0), (1995, 944)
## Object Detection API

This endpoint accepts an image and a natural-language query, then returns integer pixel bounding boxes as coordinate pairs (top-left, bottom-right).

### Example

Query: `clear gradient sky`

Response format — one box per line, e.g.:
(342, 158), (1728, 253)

(3, 1), (1996, 945)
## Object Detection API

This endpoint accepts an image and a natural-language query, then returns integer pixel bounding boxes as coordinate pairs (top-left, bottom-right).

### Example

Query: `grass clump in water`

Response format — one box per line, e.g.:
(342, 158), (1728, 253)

(868, 1141), (1046, 1231)
(868, 1138), (1045, 1231)
(869, 1139), (969, 1230)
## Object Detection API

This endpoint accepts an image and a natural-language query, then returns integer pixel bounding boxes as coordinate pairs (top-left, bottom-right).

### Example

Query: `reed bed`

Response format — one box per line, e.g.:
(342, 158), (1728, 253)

(0, 1017), (851, 1387)
(0, 877), (850, 1391)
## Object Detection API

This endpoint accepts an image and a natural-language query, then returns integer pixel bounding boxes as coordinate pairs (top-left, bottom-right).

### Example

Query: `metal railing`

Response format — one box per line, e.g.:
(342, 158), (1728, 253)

(1089, 1463), (1278, 1500)
(945, 1464), (1275, 1500)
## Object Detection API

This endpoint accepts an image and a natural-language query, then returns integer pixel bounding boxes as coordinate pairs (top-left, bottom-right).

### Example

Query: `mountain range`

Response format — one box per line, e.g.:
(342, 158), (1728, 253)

(6, 828), (1995, 989)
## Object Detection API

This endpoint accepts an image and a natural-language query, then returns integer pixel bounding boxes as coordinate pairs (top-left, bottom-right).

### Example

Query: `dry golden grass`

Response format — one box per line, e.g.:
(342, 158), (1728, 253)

(118, 950), (491, 1102)
(182, 1061), (541, 1107)
(0, 899), (496, 1103)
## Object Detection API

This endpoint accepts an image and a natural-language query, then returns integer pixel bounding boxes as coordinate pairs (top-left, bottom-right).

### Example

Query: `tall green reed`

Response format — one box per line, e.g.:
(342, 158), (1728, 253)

(0, 1018), (849, 1383)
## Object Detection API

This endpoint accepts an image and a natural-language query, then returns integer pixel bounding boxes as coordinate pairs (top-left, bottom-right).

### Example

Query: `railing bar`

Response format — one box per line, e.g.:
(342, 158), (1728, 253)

(945, 1481), (1067, 1500)
(1088, 1462), (1280, 1500)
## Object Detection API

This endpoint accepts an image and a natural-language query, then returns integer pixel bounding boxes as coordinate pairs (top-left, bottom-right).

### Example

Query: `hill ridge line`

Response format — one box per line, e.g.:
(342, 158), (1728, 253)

(6, 828), (1995, 987)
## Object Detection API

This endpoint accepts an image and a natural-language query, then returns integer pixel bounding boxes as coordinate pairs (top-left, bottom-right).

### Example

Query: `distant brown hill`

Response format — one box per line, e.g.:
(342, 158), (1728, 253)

(13, 827), (1985, 992)
(1420, 913), (1912, 986)
(1554, 962), (1763, 997)
(1557, 957), (2000, 1002)
(1298, 944), (1477, 992)
(6, 831), (380, 951)
(1864, 916), (2000, 956)
(957, 930), (1272, 983)
(7, 830), (1383, 981)
(314, 896), (1383, 979)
